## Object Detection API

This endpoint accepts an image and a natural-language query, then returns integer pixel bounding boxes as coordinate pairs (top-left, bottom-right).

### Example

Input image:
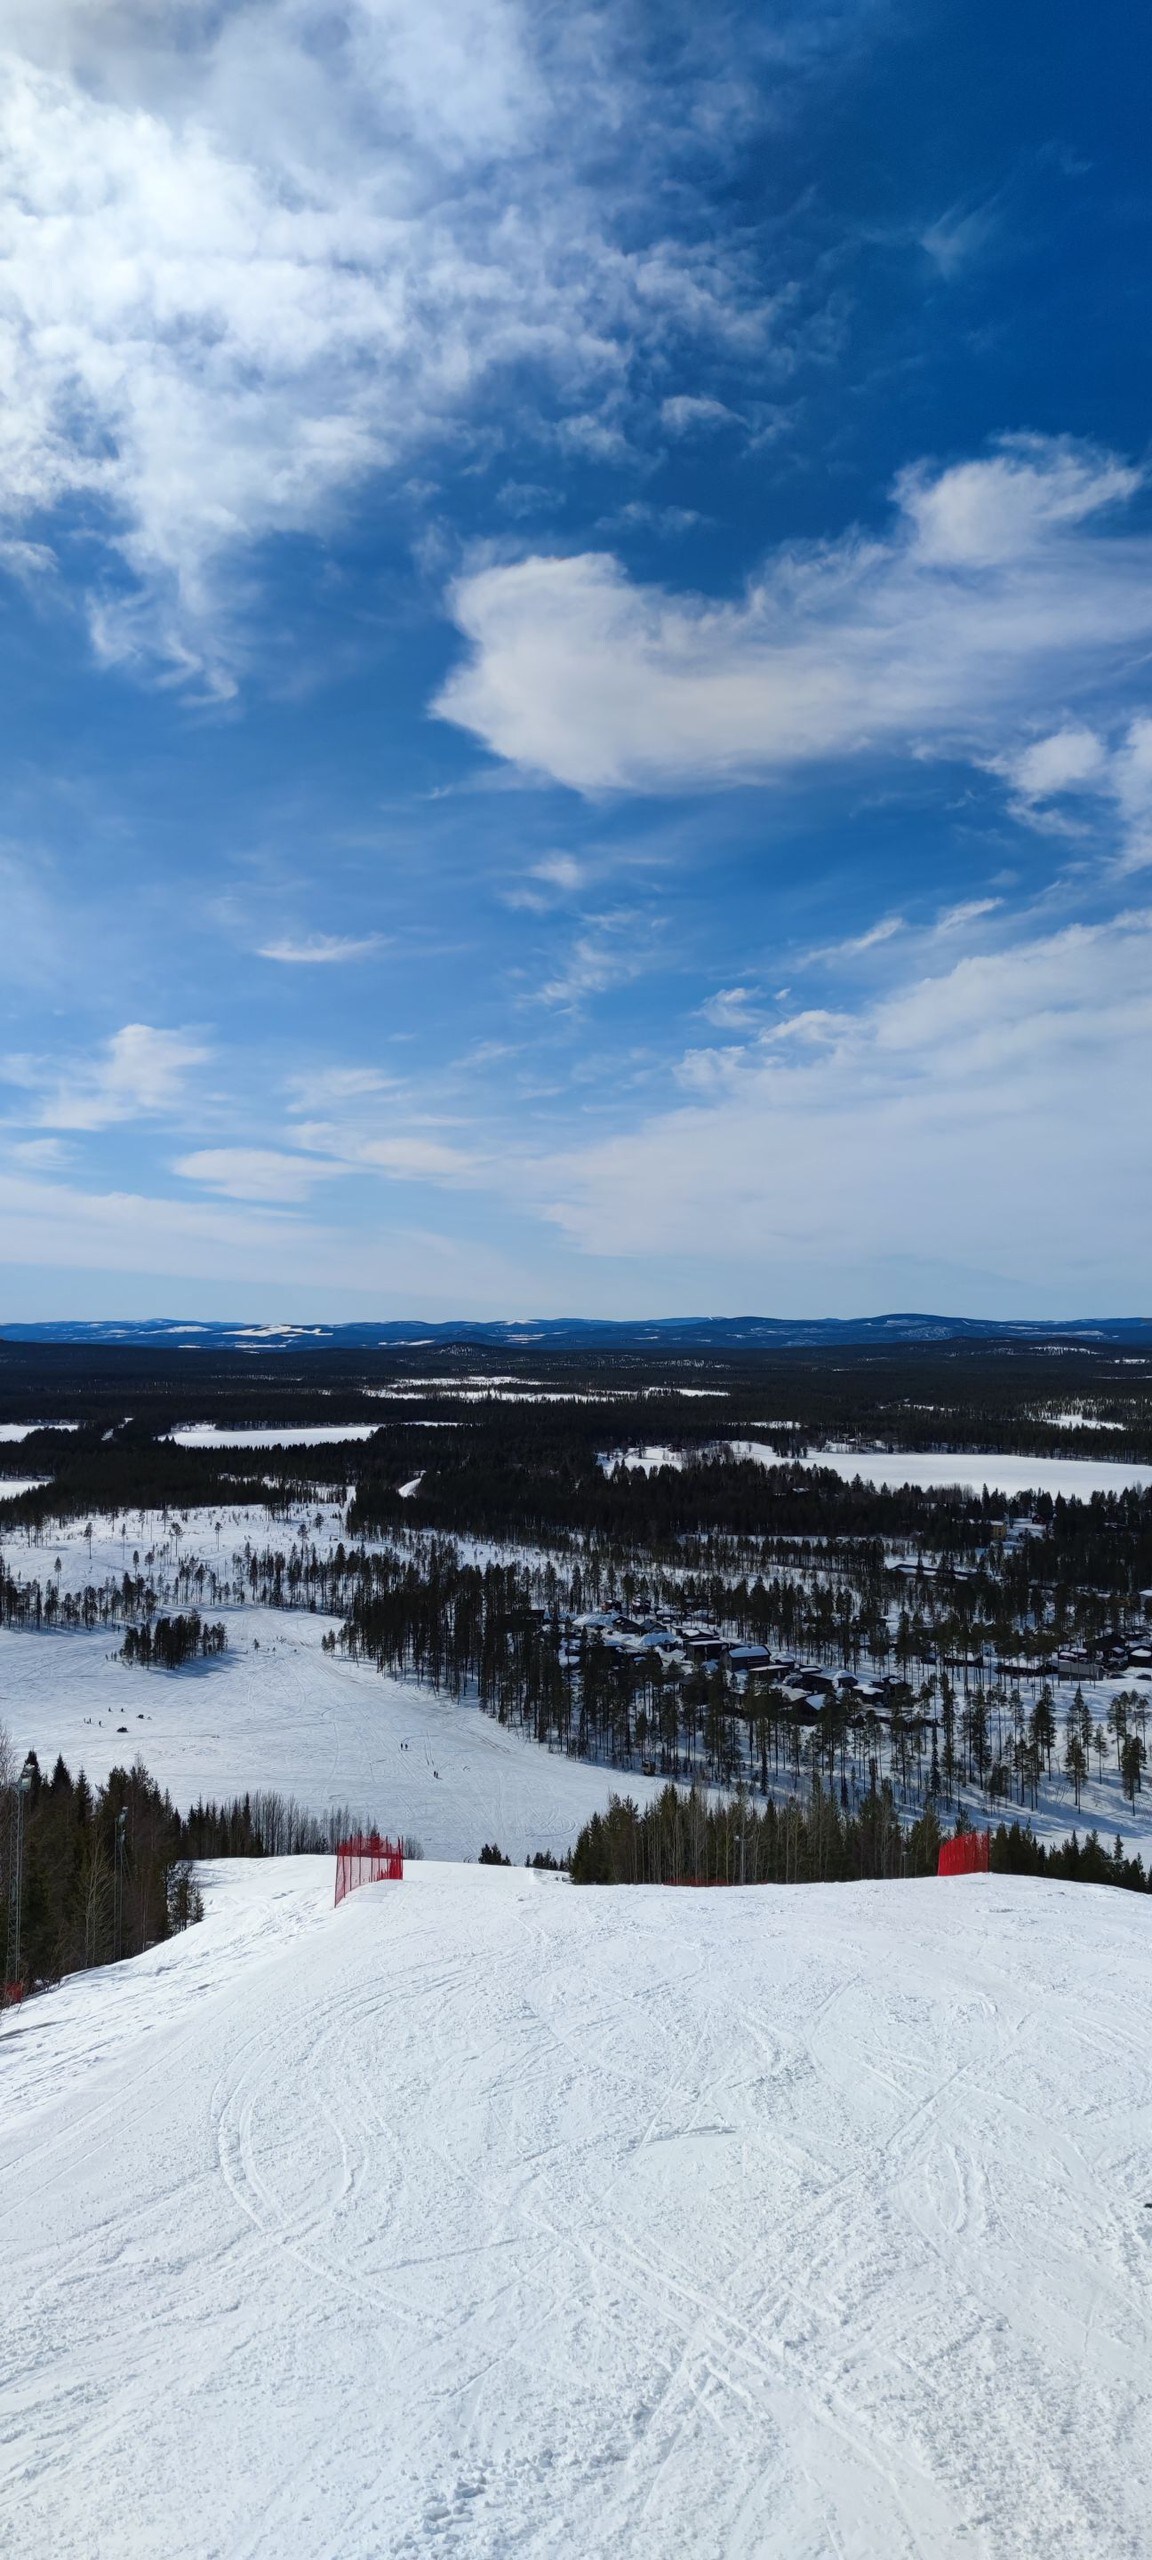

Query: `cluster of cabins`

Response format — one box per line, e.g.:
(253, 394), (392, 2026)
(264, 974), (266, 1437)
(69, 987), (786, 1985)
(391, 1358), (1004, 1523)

(1051, 1638), (1152, 1682)
(562, 1612), (896, 1721)
(559, 1606), (1152, 1710)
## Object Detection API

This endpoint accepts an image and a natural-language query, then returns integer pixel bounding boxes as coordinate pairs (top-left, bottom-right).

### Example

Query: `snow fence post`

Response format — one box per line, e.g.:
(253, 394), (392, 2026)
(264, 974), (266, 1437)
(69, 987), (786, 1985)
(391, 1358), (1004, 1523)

(937, 1831), (990, 1878)
(335, 1835), (404, 1904)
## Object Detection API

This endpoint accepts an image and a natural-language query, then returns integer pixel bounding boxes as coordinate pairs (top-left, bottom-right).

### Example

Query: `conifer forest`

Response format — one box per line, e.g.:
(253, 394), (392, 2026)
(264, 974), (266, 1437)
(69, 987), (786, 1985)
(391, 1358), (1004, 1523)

(4, 1328), (1152, 1990)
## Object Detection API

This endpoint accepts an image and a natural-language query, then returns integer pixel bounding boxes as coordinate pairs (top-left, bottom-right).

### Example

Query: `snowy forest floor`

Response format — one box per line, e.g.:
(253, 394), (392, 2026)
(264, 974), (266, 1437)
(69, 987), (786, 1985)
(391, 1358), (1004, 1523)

(4, 1858), (1152, 2559)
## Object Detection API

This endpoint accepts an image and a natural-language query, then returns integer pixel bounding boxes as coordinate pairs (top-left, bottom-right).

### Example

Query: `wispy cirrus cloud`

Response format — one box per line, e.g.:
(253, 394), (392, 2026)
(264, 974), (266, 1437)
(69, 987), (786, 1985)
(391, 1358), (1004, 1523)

(258, 934), (386, 965)
(698, 985), (761, 1027)
(2, 1024), (210, 1130)
(0, 1161), (538, 1309)
(0, 0), (789, 689)
(530, 905), (1152, 1300)
(536, 911), (663, 1008)
(172, 1148), (345, 1204)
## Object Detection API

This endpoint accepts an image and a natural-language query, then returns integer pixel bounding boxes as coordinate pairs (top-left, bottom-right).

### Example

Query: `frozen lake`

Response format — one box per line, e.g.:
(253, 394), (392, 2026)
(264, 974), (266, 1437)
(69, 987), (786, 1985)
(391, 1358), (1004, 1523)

(0, 1422), (80, 1441)
(604, 1442), (1152, 1501)
(789, 1446), (1152, 1500)
(166, 1424), (382, 1448)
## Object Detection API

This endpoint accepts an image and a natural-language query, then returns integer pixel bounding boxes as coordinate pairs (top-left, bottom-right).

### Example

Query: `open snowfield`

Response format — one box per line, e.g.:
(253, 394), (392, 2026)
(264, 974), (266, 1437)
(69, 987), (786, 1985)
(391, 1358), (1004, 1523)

(0, 1609), (672, 1862)
(4, 1858), (1152, 2559)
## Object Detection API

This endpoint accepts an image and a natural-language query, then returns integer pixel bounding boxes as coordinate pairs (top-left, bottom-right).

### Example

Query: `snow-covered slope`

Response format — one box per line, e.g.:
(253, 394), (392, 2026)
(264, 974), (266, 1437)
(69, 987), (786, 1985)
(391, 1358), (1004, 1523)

(0, 1607), (675, 1863)
(5, 1861), (1152, 2558)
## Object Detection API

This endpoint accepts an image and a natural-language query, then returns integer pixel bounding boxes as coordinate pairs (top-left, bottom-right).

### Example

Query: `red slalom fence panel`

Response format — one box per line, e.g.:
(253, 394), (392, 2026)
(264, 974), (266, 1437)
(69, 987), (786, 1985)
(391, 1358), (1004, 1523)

(938, 1831), (990, 1878)
(335, 1833), (404, 1905)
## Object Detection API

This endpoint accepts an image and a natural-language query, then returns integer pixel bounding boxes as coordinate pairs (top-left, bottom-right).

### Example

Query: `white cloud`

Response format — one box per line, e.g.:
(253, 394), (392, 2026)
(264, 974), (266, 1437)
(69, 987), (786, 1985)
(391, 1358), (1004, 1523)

(258, 933), (385, 964)
(0, 1), (771, 685)
(536, 912), (660, 1007)
(803, 915), (905, 966)
(437, 437), (1152, 793)
(894, 443), (1137, 568)
(286, 1085), (480, 1181)
(920, 201), (999, 280)
(174, 1147), (343, 1202)
(530, 908), (1152, 1294)
(1108, 718), (1152, 872)
(0, 1165), (306, 1282)
(286, 1065), (399, 1111)
(699, 985), (759, 1027)
(502, 851), (588, 908)
(345, 1134), (475, 1178)
(660, 394), (738, 434)
(933, 898), (1000, 933)
(1002, 714), (1152, 872)
(6, 1136), (70, 1170)
(1005, 727), (1107, 799)
(531, 853), (584, 891)
(0, 1162), (535, 1306)
(2, 1023), (209, 1129)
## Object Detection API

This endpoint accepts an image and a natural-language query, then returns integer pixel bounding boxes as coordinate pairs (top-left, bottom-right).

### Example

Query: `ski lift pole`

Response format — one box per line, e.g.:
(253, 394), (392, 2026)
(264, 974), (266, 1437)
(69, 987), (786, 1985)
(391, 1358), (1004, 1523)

(113, 1806), (128, 1962)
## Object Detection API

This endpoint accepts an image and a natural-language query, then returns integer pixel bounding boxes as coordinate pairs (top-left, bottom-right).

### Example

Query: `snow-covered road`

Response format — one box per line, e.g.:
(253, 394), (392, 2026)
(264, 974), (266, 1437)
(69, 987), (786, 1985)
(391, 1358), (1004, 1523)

(4, 1861), (1152, 2557)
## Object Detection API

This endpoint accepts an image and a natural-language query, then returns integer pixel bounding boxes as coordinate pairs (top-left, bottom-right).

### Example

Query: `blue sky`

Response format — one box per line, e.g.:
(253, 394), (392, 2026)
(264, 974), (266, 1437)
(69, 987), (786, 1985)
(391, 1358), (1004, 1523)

(1, 0), (1149, 1320)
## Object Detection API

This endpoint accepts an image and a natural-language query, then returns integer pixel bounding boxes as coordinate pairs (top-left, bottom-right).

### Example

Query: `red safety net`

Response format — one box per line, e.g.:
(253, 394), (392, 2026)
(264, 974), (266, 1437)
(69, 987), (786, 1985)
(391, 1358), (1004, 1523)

(335, 1833), (404, 1904)
(938, 1831), (990, 1878)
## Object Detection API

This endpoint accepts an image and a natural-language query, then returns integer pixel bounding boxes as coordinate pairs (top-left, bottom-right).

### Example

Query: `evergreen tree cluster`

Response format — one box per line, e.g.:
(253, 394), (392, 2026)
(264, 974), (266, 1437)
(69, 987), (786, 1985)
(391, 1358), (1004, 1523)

(120, 1612), (226, 1669)
(570, 1787), (1152, 1894)
(0, 1751), (382, 1994)
(2, 1753), (200, 1987)
(570, 1783), (943, 1886)
(988, 1818), (1151, 1891)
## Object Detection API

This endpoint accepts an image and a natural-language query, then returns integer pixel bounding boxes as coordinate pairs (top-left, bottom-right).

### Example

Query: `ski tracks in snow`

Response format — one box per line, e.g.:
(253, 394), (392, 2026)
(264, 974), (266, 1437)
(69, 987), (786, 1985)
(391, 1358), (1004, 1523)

(5, 1865), (1152, 2559)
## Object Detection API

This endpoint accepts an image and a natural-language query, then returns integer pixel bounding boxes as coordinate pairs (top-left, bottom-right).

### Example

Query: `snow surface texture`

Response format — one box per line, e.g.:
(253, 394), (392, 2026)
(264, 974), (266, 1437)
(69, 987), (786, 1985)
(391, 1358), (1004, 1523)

(4, 1860), (1152, 2559)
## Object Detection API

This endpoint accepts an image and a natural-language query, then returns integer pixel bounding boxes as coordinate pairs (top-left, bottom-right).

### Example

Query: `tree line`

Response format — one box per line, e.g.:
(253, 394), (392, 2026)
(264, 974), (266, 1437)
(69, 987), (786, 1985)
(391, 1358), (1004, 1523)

(570, 1783), (1152, 1894)
(0, 1739), (385, 1996)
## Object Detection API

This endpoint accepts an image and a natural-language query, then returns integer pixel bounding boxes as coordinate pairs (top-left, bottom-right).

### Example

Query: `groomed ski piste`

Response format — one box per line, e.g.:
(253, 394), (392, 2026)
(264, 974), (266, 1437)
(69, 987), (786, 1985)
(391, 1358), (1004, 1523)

(4, 1856), (1152, 2558)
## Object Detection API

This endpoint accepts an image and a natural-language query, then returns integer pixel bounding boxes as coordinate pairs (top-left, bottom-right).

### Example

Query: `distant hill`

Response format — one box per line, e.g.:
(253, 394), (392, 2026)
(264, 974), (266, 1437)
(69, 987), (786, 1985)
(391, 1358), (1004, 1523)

(3, 1313), (1151, 1352)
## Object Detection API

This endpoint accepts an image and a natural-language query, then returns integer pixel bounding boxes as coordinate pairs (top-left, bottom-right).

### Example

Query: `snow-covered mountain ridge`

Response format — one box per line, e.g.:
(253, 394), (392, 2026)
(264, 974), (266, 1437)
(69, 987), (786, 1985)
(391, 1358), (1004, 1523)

(6, 1314), (1152, 1349)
